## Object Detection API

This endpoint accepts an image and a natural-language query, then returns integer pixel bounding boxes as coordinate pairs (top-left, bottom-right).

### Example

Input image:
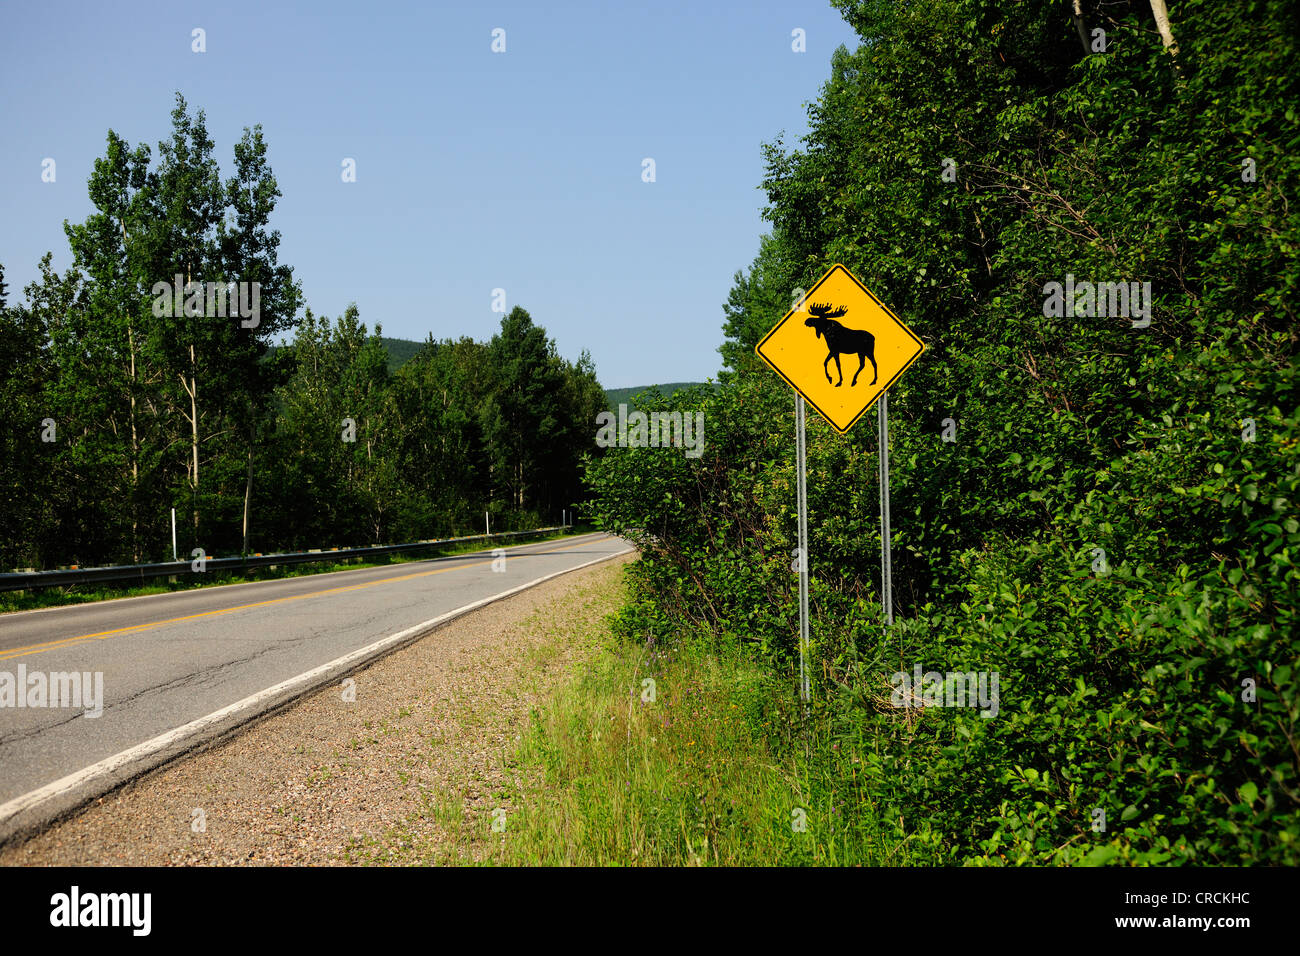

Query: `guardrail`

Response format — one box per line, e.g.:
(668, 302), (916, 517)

(0, 526), (574, 593)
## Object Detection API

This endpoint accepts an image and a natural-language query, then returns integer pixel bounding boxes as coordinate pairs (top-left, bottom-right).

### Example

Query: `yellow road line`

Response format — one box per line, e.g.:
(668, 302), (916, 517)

(0, 535), (605, 663)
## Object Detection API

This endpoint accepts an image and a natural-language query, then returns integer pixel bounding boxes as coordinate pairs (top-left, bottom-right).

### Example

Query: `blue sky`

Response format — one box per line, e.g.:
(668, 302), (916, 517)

(0, 1), (860, 388)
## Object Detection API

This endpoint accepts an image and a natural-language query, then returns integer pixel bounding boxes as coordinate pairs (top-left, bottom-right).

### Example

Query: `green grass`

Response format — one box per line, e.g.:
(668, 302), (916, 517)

(486, 584), (908, 866)
(0, 525), (588, 614)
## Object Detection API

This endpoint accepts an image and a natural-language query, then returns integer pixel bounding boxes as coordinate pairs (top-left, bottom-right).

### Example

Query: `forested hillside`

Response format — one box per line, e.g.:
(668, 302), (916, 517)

(377, 336), (427, 374)
(0, 96), (605, 570)
(604, 382), (712, 410)
(584, 0), (1299, 863)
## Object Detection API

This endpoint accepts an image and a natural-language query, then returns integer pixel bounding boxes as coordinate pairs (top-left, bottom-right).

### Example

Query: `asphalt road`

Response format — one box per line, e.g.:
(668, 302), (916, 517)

(0, 532), (631, 825)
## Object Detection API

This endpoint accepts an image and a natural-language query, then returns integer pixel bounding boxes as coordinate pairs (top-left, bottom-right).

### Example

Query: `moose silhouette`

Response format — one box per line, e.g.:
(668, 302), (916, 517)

(804, 302), (877, 387)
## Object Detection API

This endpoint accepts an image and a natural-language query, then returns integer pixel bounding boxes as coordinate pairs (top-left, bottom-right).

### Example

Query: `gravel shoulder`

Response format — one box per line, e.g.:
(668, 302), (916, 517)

(0, 552), (636, 866)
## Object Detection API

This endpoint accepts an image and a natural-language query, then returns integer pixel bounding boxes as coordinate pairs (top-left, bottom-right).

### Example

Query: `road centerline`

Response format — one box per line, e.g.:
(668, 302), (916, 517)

(0, 534), (606, 663)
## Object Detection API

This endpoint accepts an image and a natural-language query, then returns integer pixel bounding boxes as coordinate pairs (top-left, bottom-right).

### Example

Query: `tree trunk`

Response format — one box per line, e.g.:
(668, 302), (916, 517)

(178, 366), (199, 536)
(1071, 1), (1090, 55)
(121, 216), (142, 562)
(1149, 0), (1179, 57)
(183, 346), (199, 535)
(181, 271), (201, 537)
(128, 322), (141, 562)
(242, 440), (253, 554)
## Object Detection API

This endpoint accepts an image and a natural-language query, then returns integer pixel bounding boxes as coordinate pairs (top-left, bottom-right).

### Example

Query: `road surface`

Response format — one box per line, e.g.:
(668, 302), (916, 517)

(0, 532), (631, 841)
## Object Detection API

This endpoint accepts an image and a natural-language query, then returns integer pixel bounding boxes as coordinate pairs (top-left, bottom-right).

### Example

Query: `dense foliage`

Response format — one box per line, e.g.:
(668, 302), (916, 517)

(0, 96), (604, 568)
(586, 0), (1299, 863)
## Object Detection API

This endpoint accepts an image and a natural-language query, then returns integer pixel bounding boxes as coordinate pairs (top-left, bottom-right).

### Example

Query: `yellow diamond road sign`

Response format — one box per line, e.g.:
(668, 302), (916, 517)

(755, 263), (925, 433)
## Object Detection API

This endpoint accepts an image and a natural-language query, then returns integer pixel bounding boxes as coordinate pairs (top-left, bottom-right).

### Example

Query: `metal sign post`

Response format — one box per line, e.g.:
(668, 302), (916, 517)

(796, 395), (811, 707)
(877, 392), (893, 630)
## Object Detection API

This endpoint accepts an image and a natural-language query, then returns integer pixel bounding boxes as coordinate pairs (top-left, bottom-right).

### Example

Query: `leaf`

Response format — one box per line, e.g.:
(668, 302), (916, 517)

(1080, 845), (1119, 867)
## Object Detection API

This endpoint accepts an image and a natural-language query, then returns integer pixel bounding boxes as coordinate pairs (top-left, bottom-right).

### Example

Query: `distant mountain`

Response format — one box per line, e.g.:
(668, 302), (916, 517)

(270, 336), (427, 375)
(320, 337), (709, 405)
(605, 382), (712, 410)
(379, 337), (426, 374)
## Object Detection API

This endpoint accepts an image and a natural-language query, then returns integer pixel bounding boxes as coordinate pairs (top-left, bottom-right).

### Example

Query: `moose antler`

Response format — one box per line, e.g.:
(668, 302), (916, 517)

(806, 302), (848, 319)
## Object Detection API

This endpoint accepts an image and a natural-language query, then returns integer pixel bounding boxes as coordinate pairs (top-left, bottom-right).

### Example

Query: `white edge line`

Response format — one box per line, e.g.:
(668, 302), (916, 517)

(0, 541), (634, 829)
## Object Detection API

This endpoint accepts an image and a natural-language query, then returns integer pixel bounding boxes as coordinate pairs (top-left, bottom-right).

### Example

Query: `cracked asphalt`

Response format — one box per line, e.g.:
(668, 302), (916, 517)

(0, 533), (630, 808)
